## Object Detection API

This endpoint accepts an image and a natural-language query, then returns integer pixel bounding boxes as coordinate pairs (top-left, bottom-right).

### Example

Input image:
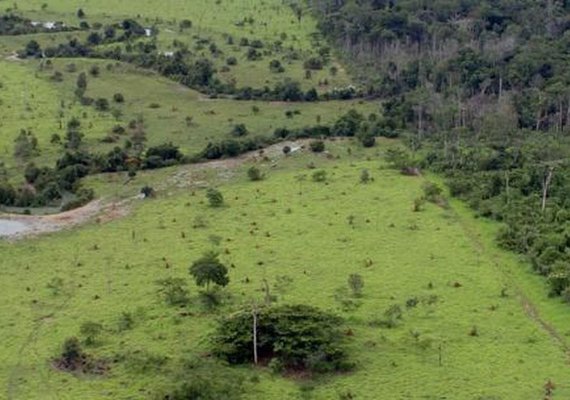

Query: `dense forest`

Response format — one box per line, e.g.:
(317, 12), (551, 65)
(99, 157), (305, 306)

(312, 0), (570, 299)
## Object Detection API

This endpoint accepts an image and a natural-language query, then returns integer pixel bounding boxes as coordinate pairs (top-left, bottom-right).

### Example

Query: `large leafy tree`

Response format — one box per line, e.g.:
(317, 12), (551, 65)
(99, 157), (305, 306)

(213, 304), (353, 374)
(189, 252), (229, 290)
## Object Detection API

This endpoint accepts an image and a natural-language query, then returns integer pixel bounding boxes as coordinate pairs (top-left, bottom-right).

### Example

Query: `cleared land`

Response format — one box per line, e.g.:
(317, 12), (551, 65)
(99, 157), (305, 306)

(1, 1), (570, 399)
(2, 144), (570, 399)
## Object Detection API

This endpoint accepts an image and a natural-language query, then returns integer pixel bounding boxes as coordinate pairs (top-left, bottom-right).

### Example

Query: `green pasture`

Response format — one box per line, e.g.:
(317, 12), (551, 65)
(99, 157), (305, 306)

(1, 0), (353, 89)
(0, 57), (377, 182)
(2, 146), (570, 399)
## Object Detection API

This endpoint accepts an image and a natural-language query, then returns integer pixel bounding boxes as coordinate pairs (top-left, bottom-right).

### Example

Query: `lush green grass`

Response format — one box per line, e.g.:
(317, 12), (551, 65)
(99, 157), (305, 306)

(0, 0), (367, 183)
(3, 1), (570, 399)
(2, 144), (570, 399)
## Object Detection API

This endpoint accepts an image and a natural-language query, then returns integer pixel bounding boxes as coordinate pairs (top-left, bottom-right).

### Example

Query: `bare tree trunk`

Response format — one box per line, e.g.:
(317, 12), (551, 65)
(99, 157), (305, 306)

(505, 170), (510, 205)
(498, 74), (503, 100)
(542, 167), (555, 212)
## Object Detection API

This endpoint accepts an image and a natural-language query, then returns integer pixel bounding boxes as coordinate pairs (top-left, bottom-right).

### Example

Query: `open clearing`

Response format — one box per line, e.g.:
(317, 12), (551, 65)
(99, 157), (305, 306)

(2, 144), (570, 399)
(2, 0), (570, 399)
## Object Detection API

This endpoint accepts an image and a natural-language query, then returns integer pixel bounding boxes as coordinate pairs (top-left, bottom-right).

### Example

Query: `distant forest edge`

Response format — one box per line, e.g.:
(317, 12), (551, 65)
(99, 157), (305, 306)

(311, 0), (570, 300)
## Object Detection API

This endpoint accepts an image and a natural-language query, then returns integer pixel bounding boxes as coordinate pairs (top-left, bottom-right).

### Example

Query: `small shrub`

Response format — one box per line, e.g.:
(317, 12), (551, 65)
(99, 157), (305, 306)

(269, 59), (285, 73)
(94, 98), (109, 111)
(310, 140), (325, 153)
(89, 65), (100, 77)
(246, 48), (261, 60)
(348, 274), (364, 297)
(312, 170), (327, 182)
(156, 277), (190, 306)
(360, 169), (371, 184)
(206, 188), (224, 207)
(117, 312), (134, 331)
(247, 166), (263, 181)
(304, 57), (324, 70)
(179, 19), (192, 30)
(53, 337), (106, 374)
(373, 304), (403, 328)
(46, 277), (64, 295)
(141, 186), (155, 198)
(230, 123), (248, 137)
(113, 93), (125, 103)
(423, 182), (445, 205)
(159, 360), (245, 400)
(413, 197), (425, 212)
(80, 321), (103, 345)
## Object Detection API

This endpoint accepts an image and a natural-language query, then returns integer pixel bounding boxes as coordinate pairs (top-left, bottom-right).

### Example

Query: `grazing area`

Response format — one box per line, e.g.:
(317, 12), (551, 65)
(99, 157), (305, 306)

(2, 147), (570, 399)
(1, 1), (570, 399)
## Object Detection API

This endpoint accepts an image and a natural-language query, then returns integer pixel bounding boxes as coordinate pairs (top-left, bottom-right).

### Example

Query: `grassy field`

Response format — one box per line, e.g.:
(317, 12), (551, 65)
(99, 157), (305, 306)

(2, 143), (570, 399)
(2, 1), (570, 399)
(0, 0), (352, 89)
(0, 0), (366, 183)
(0, 57), (376, 181)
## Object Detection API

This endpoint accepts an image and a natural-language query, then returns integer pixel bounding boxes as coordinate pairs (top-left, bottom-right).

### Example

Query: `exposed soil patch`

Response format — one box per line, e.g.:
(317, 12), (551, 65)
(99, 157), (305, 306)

(165, 140), (308, 190)
(0, 199), (130, 241)
(0, 140), (309, 240)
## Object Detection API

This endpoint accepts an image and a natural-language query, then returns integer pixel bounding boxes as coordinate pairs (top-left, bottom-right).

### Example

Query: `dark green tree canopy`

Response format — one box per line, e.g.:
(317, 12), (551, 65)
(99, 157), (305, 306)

(213, 304), (352, 374)
(189, 252), (229, 290)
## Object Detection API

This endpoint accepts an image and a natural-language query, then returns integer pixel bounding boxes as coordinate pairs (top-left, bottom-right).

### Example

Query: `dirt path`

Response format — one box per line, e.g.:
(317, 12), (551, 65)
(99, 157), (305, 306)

(4, 52), (22, 62)
(0, 199), (133, 241)
(0, 140), (309, 241)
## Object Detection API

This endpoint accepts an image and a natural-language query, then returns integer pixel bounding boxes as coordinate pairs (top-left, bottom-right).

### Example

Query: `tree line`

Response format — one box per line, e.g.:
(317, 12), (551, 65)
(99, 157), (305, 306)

(312, 1), (570, 301)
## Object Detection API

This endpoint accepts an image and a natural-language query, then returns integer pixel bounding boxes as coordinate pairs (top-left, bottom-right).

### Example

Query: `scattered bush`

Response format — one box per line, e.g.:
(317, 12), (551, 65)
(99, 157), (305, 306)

(206, 188), (224, 207)
(159, 359), (245, 400)
(179, 19), (192, 30)
(230, 124), (249, 137)
(247, 166), (264, 181)
(304, 57), (324, 70)
(53, 337), (106, 374)
(269, 59), (285, 73)
(348, 274), (364, 297)
(136, 186), (153, 200)
(310, 140), (325, 153)
(156, 277), (190, 306)
(89, 65), (100, 77)
(94, 98), (110, 111)
(312, 170), (327, 182)
(80, 321), (104, 345)
(113, 93), (125, 103)
(360, 169), (371, 184)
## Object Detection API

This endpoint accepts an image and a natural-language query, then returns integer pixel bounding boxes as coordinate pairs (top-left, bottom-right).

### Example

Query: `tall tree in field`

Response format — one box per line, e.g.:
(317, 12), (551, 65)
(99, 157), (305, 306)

(189, 251), (229, 291)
